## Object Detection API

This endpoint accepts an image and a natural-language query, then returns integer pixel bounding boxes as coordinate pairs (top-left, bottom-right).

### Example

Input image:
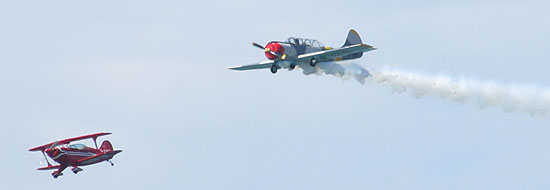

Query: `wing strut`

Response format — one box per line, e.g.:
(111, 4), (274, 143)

(41, 151), (53, 166)
(93, 137), (98, 149)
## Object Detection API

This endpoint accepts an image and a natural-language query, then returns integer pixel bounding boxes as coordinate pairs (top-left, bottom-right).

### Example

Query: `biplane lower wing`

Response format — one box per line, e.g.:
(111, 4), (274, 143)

(37, 165), (60, 170)
(77, 150), (122, 165)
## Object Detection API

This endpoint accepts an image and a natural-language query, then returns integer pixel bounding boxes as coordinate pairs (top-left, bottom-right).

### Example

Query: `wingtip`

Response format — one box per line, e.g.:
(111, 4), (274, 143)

(228, 66), (245, 71)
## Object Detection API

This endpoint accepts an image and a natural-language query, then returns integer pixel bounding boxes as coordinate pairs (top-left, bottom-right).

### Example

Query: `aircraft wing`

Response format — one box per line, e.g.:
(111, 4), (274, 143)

(228, 60), (274, 71)
(37, 165), (60, 170)
(77, 150), (122, 165)
(29, 132), (112, 152)
(296, 44), (375, 62)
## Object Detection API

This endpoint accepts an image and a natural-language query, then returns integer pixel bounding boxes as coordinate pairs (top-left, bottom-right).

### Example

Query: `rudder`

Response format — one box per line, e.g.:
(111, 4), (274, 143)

(342, 29), (364, 60)
(342, 29), (363, 47)
(100, 140), (113, 152)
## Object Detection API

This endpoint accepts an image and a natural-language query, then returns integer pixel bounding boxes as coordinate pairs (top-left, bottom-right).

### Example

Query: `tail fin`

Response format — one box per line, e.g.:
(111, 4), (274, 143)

(342, 29), (364, 60)
(99, 140), (113, 152)
(342, 29), (363, 47)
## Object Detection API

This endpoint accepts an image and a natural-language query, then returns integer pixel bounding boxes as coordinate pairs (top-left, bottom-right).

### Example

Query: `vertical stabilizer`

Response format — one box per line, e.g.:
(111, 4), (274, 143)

(342, 29), (363, 47)
(100, 140), (113, 152)
(342, 29), (364, 60)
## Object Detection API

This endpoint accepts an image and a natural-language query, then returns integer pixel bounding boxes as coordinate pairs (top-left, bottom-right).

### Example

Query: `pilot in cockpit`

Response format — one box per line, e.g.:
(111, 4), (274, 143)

(293, 38), (300, 45)
(68, 143), (87, 150)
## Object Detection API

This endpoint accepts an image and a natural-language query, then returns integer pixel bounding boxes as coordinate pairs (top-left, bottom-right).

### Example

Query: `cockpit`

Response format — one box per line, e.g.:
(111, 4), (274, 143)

(68, 143), (88, 150)
(286, 37), (324, 48)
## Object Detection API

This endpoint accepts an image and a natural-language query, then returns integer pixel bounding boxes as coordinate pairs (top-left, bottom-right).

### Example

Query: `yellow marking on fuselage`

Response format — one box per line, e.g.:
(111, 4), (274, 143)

(335, 57), (343, 61)
(323, 46), (333, 50)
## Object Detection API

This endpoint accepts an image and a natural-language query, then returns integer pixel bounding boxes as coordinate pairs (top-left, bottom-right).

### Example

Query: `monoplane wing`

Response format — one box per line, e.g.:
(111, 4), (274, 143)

(77, 150), (122, 165)
(29, 132), (112, 152)
(228, 60), (274, 71)
(296, 44), (376, 63)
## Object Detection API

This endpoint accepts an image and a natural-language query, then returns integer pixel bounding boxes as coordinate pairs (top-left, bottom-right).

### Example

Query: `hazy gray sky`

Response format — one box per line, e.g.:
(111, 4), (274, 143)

(2, 0), (550, 189)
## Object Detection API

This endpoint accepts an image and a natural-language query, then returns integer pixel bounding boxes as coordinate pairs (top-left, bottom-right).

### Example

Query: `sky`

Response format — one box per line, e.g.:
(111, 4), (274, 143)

(2, 0), (550, 189)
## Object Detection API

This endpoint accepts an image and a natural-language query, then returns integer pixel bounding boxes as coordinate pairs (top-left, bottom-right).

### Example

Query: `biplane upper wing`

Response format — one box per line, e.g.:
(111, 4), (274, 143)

(296, 44), (376, 63)
(77, 150), (122, 165)
(29, 132), (112, 152)
(228, 60), (274, 71)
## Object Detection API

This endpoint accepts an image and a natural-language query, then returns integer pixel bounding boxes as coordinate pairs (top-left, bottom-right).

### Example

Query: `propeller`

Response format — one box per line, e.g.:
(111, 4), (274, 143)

(253, 42), (285, 58)
(44, 141), (59, 155)
(252, 42), (264, 50)
(40, 141), (61, 166)
(252, 42), (287, 60)
(41, 151), (53, 166)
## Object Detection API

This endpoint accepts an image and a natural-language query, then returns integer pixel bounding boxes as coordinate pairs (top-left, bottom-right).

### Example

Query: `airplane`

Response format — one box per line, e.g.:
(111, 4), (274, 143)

(228, 29), (376, 74)
(29, 132), (122, 179)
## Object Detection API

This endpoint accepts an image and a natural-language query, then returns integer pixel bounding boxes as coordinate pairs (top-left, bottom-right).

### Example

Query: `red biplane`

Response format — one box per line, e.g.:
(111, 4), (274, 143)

(29, 132), (122, 178)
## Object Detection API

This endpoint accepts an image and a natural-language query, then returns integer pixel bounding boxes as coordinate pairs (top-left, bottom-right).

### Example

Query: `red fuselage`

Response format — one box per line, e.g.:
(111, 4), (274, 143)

(46, 147), (103, 167)
(29, 132), (122, 178)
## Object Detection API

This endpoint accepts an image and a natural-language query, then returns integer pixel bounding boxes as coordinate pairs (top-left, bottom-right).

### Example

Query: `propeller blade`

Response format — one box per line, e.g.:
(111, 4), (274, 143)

(267, 50), (282, 57)
(252, 42), (264, 50)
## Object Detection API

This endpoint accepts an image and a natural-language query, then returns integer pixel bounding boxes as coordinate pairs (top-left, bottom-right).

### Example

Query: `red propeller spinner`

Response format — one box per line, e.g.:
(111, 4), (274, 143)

(264, 42), (285, 60)
(252, 42), (285, 60)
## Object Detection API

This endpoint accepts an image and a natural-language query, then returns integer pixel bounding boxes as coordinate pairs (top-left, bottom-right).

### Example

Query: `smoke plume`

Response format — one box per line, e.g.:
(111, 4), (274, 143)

(299, 62), (371, 84)
(299, 62), (550, 117)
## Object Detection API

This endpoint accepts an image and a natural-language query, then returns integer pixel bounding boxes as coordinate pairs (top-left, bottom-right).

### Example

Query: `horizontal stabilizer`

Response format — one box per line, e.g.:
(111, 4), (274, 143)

(77, 150), (122, 165)
(296, 43), (375, 62)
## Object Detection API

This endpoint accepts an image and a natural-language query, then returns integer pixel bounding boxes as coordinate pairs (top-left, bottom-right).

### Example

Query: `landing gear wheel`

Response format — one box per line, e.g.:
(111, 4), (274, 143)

(72, 167), (83, 174)
(52, 172), (63, 178)
(309, 58), (317, 67)
(270, 65), (278, 74)
(289, 64), (296, 70)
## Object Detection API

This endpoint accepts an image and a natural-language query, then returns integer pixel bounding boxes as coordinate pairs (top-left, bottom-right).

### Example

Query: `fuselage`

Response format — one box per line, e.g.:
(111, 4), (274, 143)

(264, 37), (331, 62)
(46, 146), (104, 166)
(227, 29), (374, 74)
(263, 38), (362, 64)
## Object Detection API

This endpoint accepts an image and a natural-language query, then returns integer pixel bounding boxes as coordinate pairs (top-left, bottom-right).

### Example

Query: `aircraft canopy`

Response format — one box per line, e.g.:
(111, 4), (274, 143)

(286, 37), (324, 48)
(68, 143), (88, 150)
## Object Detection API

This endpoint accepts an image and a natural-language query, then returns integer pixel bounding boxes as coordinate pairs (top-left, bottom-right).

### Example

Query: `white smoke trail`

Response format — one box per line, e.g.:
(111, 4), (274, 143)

(300, 62), (550, 117)
(299, 62), (371, 84)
